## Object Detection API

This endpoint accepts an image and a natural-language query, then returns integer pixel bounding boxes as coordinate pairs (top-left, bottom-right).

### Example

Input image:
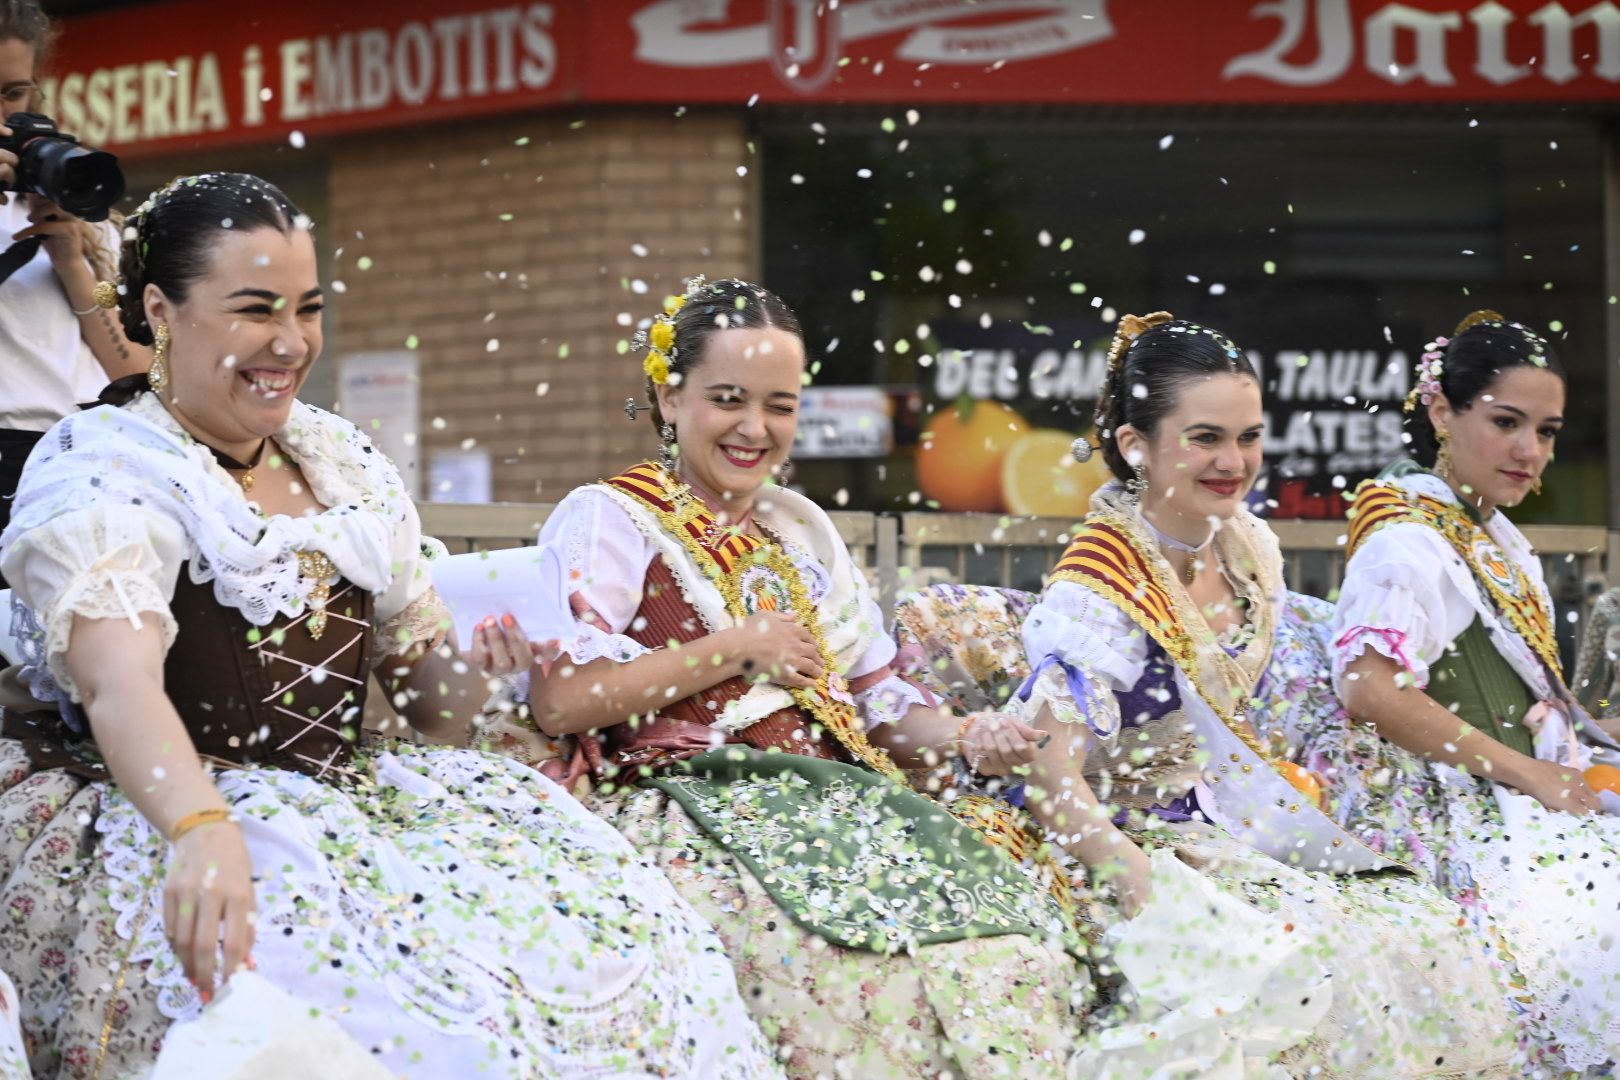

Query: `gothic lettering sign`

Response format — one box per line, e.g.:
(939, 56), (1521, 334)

(53, 0), (1620, 157)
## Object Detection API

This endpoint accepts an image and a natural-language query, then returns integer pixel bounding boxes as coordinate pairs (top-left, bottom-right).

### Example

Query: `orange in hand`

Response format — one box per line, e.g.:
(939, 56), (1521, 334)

(1277, 761), (1324, 807)
(1584, 764), (1620, 795)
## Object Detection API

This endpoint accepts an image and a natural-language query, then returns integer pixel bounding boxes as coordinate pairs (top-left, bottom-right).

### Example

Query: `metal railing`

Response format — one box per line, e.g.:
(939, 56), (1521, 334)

(420, 503), (1614, 665)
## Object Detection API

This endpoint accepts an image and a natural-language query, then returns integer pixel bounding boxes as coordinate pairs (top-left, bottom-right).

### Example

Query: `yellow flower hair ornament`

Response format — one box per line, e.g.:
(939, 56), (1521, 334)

(634, 276), (707, 386)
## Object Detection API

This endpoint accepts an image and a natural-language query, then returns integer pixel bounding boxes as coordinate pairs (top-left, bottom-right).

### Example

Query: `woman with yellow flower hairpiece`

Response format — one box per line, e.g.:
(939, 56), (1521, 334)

(1336, 311), (1620, 1071)
(472, 277), (1092, 1079)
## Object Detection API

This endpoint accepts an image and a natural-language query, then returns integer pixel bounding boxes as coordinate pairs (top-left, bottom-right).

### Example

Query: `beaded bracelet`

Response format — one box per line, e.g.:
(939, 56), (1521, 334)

(954, 714), (980, 746)
(170, 808), (237, 842)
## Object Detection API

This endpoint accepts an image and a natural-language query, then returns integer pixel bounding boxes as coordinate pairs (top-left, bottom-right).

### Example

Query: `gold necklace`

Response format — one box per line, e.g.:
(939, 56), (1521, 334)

(206, 438), (269, 492)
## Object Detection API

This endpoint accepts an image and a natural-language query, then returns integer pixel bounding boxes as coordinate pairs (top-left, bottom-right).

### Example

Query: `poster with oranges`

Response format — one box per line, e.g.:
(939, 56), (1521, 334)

(916, 399), (1111, 517)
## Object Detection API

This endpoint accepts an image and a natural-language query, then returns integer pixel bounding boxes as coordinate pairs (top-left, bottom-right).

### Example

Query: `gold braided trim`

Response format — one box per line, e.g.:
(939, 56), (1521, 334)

(607, 462), (1081, 920)
(1346, 480), (1563, 682)
(1050, 515), (1266, 754)
(93, 908), (147, 1080)
(606, 462), (905, 782)
(1048, 511), (1409, 871)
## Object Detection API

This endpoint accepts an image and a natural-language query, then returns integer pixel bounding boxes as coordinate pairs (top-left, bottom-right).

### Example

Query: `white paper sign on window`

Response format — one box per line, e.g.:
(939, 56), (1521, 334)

(794, 386), (894, 459)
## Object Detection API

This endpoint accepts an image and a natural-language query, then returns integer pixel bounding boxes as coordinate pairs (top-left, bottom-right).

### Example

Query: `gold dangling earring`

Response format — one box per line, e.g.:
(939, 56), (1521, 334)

(1434, 428), (1453, 480)
(148, 324), (171, 391)
(1532, 475), (1543, 496)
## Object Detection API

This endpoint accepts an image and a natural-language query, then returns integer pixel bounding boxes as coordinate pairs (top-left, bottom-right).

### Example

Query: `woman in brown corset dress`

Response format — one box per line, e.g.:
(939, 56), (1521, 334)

(475, 279), (1089, 1080)
(0, 176), (775, 1079)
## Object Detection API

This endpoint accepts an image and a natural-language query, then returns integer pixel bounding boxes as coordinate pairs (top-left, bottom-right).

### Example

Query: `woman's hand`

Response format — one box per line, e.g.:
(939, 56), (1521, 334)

(13, 195), (93, 279)
(1509, 756), (1602, 816)
(165, 822), (256, 1001)
(958, 712), (1047, 775)
(471, 615), (550, 676)
(0, 124), (16, 191)
(1098, 840), (1155, 919)
(729, 611), (824, 689)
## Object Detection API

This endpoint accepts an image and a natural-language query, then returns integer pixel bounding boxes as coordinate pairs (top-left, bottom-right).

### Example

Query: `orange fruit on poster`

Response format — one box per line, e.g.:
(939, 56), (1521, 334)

(1584, 763), (1620, 794)
(1277, 761), (1324, 807)
(916, 401), (1029, 512)
(1001, 429), (1111, 518)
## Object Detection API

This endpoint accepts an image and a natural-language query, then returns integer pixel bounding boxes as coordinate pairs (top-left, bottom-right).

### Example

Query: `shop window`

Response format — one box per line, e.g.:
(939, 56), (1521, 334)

(762, 112), (1606, 526)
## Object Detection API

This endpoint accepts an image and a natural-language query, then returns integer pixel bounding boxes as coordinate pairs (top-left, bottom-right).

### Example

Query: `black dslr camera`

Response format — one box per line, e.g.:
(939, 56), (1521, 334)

(0, 113), (124, 222)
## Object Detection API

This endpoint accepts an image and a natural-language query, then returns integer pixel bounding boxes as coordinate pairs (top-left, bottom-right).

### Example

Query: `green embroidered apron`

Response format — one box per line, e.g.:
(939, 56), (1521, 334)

(647, 747), (1069, 953)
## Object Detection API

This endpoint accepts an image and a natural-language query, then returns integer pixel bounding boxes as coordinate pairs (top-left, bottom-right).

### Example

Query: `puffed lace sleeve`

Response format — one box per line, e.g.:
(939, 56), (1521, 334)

(845, 589), (931, 731)
(1331, 523), (1472, 694)
(537, 488), (656, 665)
(1018, 579), (1152, 740)
(372, 498), (452, 659)
(1, 503), (185, 700)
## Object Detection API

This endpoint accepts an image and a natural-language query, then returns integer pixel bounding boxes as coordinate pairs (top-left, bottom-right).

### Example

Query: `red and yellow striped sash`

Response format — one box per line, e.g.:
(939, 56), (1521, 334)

(605, 462), (765, 577)
(1346, 479), (1563, 681)
(1049, 519), (1193, 663)
(1345, 482), (1453, 560)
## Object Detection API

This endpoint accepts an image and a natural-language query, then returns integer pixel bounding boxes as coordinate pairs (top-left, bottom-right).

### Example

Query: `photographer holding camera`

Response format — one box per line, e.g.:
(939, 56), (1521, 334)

(0, 0), (144, 546)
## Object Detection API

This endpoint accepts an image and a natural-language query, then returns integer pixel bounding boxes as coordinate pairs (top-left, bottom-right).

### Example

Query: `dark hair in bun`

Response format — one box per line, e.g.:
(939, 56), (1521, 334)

(117, 173), (304, 346)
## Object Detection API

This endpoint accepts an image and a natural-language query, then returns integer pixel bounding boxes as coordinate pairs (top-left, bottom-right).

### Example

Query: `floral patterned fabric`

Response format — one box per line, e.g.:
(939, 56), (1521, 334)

(604, 784), (1087, 1080)
(895, 583), (1525, 1077)
(1263, 593), (1469, 890)
(1573, 587), (1620, 720)
(0, 737), (779, 1080)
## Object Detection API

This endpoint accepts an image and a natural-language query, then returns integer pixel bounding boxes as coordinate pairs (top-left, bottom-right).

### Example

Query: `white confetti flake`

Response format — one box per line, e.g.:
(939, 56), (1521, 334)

(1128, 228), (1146, 245)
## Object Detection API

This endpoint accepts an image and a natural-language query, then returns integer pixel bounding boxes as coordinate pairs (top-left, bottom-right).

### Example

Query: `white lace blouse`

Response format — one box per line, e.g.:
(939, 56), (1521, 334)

(1, 393), (446, 701)
(1331, 471), (1553, 700)
(538, 486), (926, 730)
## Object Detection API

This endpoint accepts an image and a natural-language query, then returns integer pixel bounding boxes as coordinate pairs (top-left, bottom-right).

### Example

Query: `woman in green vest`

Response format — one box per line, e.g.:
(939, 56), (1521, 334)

(1335, 310), (1620, 1073)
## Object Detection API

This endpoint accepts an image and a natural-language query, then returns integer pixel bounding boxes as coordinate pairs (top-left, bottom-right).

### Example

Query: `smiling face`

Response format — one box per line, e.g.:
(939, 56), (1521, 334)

(144, 225), (324, 451)
(653, 325), (805, 510)
(1429, 365), (1564, 513)
(1117, 372), (1264, 533)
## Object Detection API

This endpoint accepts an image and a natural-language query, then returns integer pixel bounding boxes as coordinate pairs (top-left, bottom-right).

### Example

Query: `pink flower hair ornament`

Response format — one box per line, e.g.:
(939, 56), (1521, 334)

(1403, 336), (1447, 414)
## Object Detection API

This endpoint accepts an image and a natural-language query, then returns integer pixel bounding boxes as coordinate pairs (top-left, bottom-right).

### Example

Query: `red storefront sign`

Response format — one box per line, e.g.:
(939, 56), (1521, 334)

(50, 0), (1620, 158)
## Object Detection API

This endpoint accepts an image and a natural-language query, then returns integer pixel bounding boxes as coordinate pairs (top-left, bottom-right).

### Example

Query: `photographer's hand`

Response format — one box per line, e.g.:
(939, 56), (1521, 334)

(0, 123), (15, 194)
(15, 195), (92, 272)
(9, 188), (149, 378)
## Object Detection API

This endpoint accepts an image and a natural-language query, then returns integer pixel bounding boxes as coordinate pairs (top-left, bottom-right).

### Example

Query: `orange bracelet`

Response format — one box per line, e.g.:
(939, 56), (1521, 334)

(169, 808), (237, 843)
(954, 714), (980, 747)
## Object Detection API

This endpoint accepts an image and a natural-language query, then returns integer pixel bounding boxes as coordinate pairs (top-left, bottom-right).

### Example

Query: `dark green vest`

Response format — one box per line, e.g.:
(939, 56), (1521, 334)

(1427, 617), (1536, 757)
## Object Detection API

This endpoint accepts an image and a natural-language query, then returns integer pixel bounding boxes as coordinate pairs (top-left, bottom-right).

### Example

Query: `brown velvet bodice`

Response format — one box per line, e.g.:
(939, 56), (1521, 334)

(595, 556), (844, 772)
(163, 566), (374, 777)
(6, 563), (373, 780)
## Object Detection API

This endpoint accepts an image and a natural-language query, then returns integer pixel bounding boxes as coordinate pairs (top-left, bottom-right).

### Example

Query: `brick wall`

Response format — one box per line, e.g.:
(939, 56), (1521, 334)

(327, 107), (757, 503)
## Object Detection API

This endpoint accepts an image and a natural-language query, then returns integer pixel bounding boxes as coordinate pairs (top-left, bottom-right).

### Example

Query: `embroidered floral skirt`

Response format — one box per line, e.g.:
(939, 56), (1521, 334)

(602, 773), (1090, 1080)
(1103, 827), (1523, 1079)
(0, 739), (777, 1079)
(1271, 595), (1605, 1070)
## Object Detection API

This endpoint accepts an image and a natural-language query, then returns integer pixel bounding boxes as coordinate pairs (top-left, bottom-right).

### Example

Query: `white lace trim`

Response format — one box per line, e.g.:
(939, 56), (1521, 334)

(45, 570), (178, 699)
(557, 620), (652, 667)
(94, 752), (778, 1077)
(7, 393), (404, 629)
(853, 672), (928, 731)
(373, 586), (450, 660)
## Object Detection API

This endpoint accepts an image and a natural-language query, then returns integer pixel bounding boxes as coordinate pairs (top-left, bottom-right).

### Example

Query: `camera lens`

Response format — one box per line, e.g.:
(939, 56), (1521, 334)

(24, 142), (125, 222)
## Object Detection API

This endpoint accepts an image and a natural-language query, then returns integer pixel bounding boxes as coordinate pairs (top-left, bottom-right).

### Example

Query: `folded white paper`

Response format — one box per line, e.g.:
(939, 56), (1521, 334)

(431, 546), (575, 649)
(149, 972), (397, 1080)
